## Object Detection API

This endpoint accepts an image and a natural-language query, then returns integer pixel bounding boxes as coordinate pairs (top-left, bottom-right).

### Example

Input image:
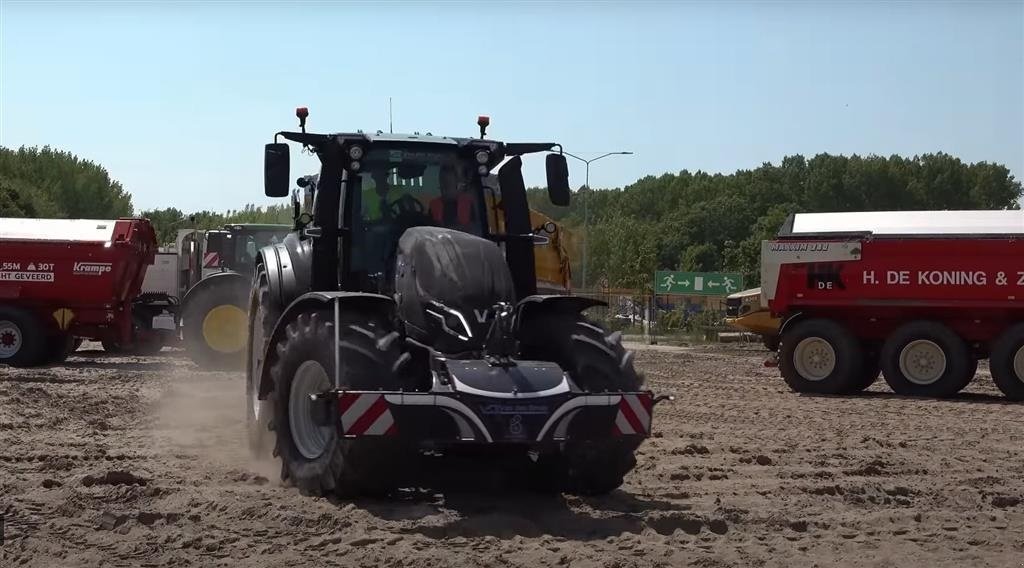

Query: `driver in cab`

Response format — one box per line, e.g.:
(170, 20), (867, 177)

(361, 168), (406, 222)
(430, 164), (477, 232)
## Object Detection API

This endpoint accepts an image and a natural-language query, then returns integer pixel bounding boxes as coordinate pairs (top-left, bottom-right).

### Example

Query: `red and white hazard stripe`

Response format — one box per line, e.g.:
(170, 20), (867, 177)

(338, 393), (397, 437)
(612, 393), (652, 436)
(203, 252), (220, 268)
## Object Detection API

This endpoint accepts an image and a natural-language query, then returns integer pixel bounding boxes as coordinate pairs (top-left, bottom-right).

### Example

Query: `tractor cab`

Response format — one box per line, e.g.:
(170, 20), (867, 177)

(264, 113), (569, 298)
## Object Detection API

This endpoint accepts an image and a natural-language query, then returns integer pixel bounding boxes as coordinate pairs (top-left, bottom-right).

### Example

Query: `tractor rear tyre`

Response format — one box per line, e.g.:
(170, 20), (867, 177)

(990, 323), (1024, 401)
(779, 318), (864, 395)
(880, 321), (973, 398)
(183, 283), (249, 369)
(520, 314), (643, 495)
(0, 307), (46, 367)
(266, 308), (410, 497)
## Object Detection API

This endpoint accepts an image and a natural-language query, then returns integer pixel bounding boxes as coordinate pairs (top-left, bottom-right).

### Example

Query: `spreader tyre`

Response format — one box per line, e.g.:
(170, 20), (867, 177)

(519, 314), (643, 495)
(880, 321), (972, 398)
(44, 333), (76, 364)
(266, 308), (409, 497)
(990, 323), (1024, 401)
(779, 318), (863, 394)
(0, 307), (46, 367)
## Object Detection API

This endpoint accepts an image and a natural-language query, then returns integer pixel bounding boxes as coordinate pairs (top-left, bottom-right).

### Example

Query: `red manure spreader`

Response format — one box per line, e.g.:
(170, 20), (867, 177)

(762, 210), (1024, 400)
(0, 217), (175, 366)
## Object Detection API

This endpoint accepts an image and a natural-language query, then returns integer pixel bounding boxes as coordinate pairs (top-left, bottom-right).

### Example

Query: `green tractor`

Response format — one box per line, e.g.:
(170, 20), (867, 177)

(247, 109), (662, 497)
(177, 223), (289, 368)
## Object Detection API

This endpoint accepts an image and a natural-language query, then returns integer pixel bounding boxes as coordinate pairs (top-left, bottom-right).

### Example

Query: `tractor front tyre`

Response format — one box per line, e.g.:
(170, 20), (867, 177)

(183, 284), (249, 369)
(266, 309), (410, 497)
(247, 267), (278, 457)
(0, 307), (46, 367)
(520, 314), (643, 495)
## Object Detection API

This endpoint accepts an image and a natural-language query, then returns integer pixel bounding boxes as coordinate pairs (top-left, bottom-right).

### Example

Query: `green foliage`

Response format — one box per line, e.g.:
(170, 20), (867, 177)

(0, 146), (133, 218)
(560, 152), (1021, 290)
(141, 204), (293, 246)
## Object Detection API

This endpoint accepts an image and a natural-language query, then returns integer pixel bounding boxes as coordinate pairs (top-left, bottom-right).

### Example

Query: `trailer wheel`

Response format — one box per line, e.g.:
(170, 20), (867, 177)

(880, 321), (972, 397)
(519, 314), (642, 495)
(0, 307), (46, 367)
(267, 308), (408, 497)
(43, 333), (76, 364)
(990, 323), (1024, 401)
(779, 319), (863, 394)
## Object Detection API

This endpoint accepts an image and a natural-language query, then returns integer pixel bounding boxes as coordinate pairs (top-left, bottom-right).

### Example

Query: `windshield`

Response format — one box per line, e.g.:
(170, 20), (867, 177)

(231, 230), (286, 268)
(348, 146), (485, 289)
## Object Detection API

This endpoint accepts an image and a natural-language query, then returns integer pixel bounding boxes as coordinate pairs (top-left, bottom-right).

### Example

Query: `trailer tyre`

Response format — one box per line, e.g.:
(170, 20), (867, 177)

(267, 309), (408, 497)
(880, 321), (973, 398)
(779, 318), (863, 394)
(44, 333), (76, 365)
(990, 323), (1024, 401)
(519, 315), (643, 495)
(0, 307), (46, 367)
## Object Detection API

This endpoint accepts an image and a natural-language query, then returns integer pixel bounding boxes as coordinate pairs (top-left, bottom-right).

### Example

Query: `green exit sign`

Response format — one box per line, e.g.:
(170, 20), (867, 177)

(654, 271), (744, 296)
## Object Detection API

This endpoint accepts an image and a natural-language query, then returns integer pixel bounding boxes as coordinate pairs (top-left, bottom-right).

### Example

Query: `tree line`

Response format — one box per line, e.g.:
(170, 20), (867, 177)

(529, 152), (1021, 290)
(3, 145), (1020, 289)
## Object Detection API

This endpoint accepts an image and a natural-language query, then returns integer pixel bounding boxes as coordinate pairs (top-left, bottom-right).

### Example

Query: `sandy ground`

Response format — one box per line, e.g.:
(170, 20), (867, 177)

(1, 342), (1021, 567)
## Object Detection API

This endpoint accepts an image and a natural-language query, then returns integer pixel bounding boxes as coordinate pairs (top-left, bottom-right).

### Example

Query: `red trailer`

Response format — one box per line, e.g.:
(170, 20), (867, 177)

(0, 217), (174, 367)
(761, 210), (1024, 400)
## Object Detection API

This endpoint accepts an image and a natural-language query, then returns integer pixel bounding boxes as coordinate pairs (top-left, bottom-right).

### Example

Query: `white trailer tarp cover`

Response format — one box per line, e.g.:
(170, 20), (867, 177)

(0, 218), (118, 242)
(786, 210), (1024, 236)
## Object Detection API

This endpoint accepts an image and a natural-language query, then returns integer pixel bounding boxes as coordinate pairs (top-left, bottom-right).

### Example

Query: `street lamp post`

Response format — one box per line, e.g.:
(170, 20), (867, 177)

(562, 151), (633, 291)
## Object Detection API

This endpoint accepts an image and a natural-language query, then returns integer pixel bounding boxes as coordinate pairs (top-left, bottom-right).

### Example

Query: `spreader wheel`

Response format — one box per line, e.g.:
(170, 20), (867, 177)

(880, 321), (973, 398)
(0, 307), (46, 367)
(779, 318), (863, 395)
(990, 323), (1024, 401)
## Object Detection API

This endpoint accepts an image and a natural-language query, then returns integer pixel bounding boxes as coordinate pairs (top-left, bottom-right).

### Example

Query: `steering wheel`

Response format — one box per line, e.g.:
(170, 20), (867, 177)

(389, 194), (426, 218)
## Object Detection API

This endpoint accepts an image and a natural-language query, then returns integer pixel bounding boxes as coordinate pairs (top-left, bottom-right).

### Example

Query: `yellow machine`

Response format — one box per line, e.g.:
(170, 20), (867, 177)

(483, 190), (572, 294)
(724, 287), (781, 349)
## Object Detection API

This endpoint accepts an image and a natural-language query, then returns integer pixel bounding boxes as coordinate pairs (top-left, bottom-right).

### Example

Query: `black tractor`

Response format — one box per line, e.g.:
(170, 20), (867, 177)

(247, 109), (661, 497)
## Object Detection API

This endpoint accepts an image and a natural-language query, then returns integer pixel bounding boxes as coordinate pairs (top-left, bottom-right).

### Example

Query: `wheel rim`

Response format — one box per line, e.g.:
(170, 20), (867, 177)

(0, 320), (22, 359)
(898, 340), (947, 385)
(1014, 345), (1024, 383)
(793, 337), (836, 381)
(289, 360), (333, 460)
(201, 305), (248, 354)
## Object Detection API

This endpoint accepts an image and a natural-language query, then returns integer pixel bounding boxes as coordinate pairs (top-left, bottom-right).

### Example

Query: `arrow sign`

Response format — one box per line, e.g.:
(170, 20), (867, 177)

(654, 271), (744, 296)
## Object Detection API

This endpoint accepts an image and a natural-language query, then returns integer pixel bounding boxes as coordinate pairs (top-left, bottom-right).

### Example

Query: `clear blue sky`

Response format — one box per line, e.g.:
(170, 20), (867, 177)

(2, 1), (1022, 213)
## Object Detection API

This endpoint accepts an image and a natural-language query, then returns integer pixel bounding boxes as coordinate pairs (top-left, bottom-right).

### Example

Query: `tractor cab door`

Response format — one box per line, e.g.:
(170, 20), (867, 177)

(177, 230), (203, 297)
(203, 231), (231, 277)
(496, 157), (538, 299)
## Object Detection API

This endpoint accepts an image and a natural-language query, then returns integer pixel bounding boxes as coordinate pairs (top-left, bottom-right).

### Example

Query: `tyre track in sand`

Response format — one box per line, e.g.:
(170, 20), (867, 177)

(0, 342), (1021, 567)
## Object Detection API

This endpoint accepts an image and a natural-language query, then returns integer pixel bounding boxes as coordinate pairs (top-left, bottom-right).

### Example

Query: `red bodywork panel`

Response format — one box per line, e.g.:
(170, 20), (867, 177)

(0, 218), (157, 342)
(770, 238), (1024, 345)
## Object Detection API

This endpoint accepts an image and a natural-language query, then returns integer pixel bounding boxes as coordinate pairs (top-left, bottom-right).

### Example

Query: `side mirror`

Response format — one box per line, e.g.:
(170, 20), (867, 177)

(545, 154), (570, 206)
(264, 143), (290, 198)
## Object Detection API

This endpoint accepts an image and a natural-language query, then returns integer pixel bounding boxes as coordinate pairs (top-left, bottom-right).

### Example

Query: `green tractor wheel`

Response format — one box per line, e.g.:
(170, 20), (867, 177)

(183, 282), (250, 369)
